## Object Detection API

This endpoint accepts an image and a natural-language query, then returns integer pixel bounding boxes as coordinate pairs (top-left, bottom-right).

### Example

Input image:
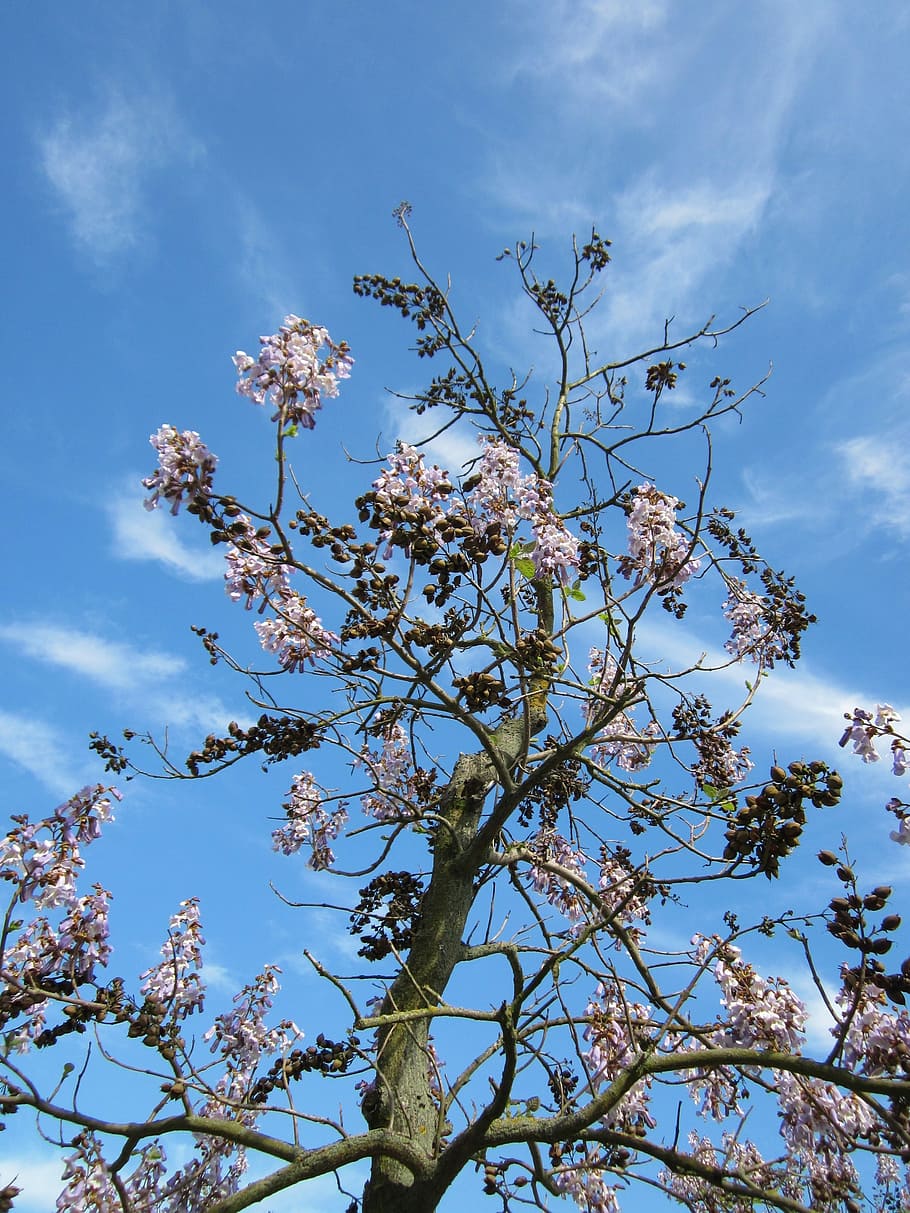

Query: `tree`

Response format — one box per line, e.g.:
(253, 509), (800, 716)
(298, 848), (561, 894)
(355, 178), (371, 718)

(3, 211), (910, 1213)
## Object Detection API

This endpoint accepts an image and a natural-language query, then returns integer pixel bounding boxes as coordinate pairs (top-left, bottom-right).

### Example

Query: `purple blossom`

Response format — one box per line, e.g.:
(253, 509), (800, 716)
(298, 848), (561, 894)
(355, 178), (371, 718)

(357, 723), (422, 821)
(203, 965), (302, 1116)
(526, 830), (588, 923)
(224, 516), (291, 608)
(468, 439), (543, 529)
(582, 982), (655, 1133)
(139, 898), (206, 1020)
(272, 772), (347, 870)
(713, 945), (806, 1052)
(598, 852), (651, 943)
(723, 579), (790, 665)
(233, 315), (352, 428)
(371, 443), (454, 556)
(253, 592), (338, 670)
(143, 425), (217, 515)
(554, 1153), (621, 1213)
(619, 483), (700, 589)
(839, 704), (903, 765)
(2, 785), (119, 1051)
(468, 438), (581, 582)
(530, 512), (581, 584)
(584, 648), (658, 772)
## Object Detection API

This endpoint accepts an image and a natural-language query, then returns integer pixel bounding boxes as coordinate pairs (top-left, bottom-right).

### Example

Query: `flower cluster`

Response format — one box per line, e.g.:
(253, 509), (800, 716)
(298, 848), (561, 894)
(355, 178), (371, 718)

(712, 943), (806, 1052)
(694, 733), (753, 789)
(253, 593), (338, 671)
(370, 442), (454, 557)
(582, 982), (655, 1134)
(469, 439), (580, 583)
(142, 425), (217, 516)
(468, 439), (546, 528)
(272, 772), (347, 870)
(835, 983), (910, 1076)
(888, 798), (910, 845)
(662, 1133), (776, 1211)
(223, 516), (292, 607)
(203, 965), (302, 1117)
(233, 315), (352, 428)
(222, 516), (337, 670)
(357, 722), (424, 821)
(526, 830), (588, 923)
(598, 849), (651, 943)
(139, 898), (206, 1021)
(1, 785), (119, 1051)
(722, 579), (790, 665)
(584, 648), (658, 772)
(840, 705), (907, 774)
(554, 1153), (621, 1213)
(618, 483), (700, 589)
(776, 1071), (872, 1207)
(57, 1133), (168, 1213)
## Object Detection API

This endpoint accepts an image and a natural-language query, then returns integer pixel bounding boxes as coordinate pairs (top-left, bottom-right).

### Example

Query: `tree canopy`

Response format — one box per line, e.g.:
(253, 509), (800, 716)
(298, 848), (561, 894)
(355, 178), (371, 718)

(3, 216), (910, 1213)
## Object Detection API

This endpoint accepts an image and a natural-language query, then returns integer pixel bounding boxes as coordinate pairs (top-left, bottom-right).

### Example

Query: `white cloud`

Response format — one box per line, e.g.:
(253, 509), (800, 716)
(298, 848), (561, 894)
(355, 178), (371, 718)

(836, 434), (910, 538)
(382, 395), (480, 474)
(630, 614), (888, 761)
(37, 91), (203, 261)
(0, 712), (86, 796)
(0, 1153), (65, 1212)
(737, 466), (829, 529)
(234, 197), (305, 320)
(0, 623), (185, 693)
(150, 688), (251, 736)
(597, 177), (772, 346)
(504, 0), (671, 108)
(108, 490), (223, 581)
(0, 620), (245, 741)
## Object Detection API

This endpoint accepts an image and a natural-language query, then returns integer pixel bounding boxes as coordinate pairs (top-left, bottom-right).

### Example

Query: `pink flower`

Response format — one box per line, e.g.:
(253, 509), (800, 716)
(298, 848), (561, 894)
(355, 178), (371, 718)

(143, 425), (217, 515)
(357, 723), (421, 821)
(468, 438), (580, 582)
(253, 592), (338, 670)
(272, 773), (347, 870)
(139, 898), (206, 1019)
(619, 483), (700, 589)
(234, 315), (352, 428)
(224, 517), (291, 608)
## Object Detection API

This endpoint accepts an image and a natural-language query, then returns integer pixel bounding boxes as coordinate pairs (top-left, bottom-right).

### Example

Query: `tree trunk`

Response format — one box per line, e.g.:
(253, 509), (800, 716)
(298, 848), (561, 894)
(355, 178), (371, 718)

(362, 715), (537, 1213)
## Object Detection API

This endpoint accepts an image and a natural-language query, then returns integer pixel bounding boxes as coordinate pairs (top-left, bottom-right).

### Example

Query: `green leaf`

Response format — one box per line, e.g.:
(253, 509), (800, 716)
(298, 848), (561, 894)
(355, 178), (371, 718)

(566, 582), (586, 602)
(703, 784), (737, 813)
(513, 556), (536, 578)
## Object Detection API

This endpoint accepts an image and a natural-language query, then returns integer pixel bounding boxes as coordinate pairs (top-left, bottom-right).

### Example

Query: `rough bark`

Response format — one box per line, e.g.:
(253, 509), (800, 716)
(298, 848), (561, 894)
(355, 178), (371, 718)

(362, 712), (542, 1213)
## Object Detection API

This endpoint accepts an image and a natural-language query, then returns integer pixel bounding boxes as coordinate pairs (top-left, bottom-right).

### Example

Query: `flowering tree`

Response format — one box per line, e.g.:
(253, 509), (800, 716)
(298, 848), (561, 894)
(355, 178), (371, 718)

(3, 213), (910, 1213)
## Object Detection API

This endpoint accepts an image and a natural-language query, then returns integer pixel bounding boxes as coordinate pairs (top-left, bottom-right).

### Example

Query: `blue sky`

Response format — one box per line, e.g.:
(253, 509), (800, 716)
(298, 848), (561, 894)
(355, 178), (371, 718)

(3, 2), (910, 1208)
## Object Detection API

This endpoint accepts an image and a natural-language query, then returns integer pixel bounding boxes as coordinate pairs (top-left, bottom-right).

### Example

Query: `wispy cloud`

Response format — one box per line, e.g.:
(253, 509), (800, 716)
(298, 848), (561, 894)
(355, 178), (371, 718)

(0, 712), (87, 796)
(598, 177), (772, 346)
(0, 620), (248, 745)
(234, 197), (305, 320)
(37, 91), (203, 261)
(503, 0), (671, 109)
(382, 395), (480, 473)
(482, 6), (834, 357)
(836, 434), (910, 538)
(0, 623), (185, 693)
(108, 489), (223, 582)
(736, 349), (910, 542)
(631, 614), (888, 762)
(0, 1153), (65, 1213)
(0, 620), (247, 741)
